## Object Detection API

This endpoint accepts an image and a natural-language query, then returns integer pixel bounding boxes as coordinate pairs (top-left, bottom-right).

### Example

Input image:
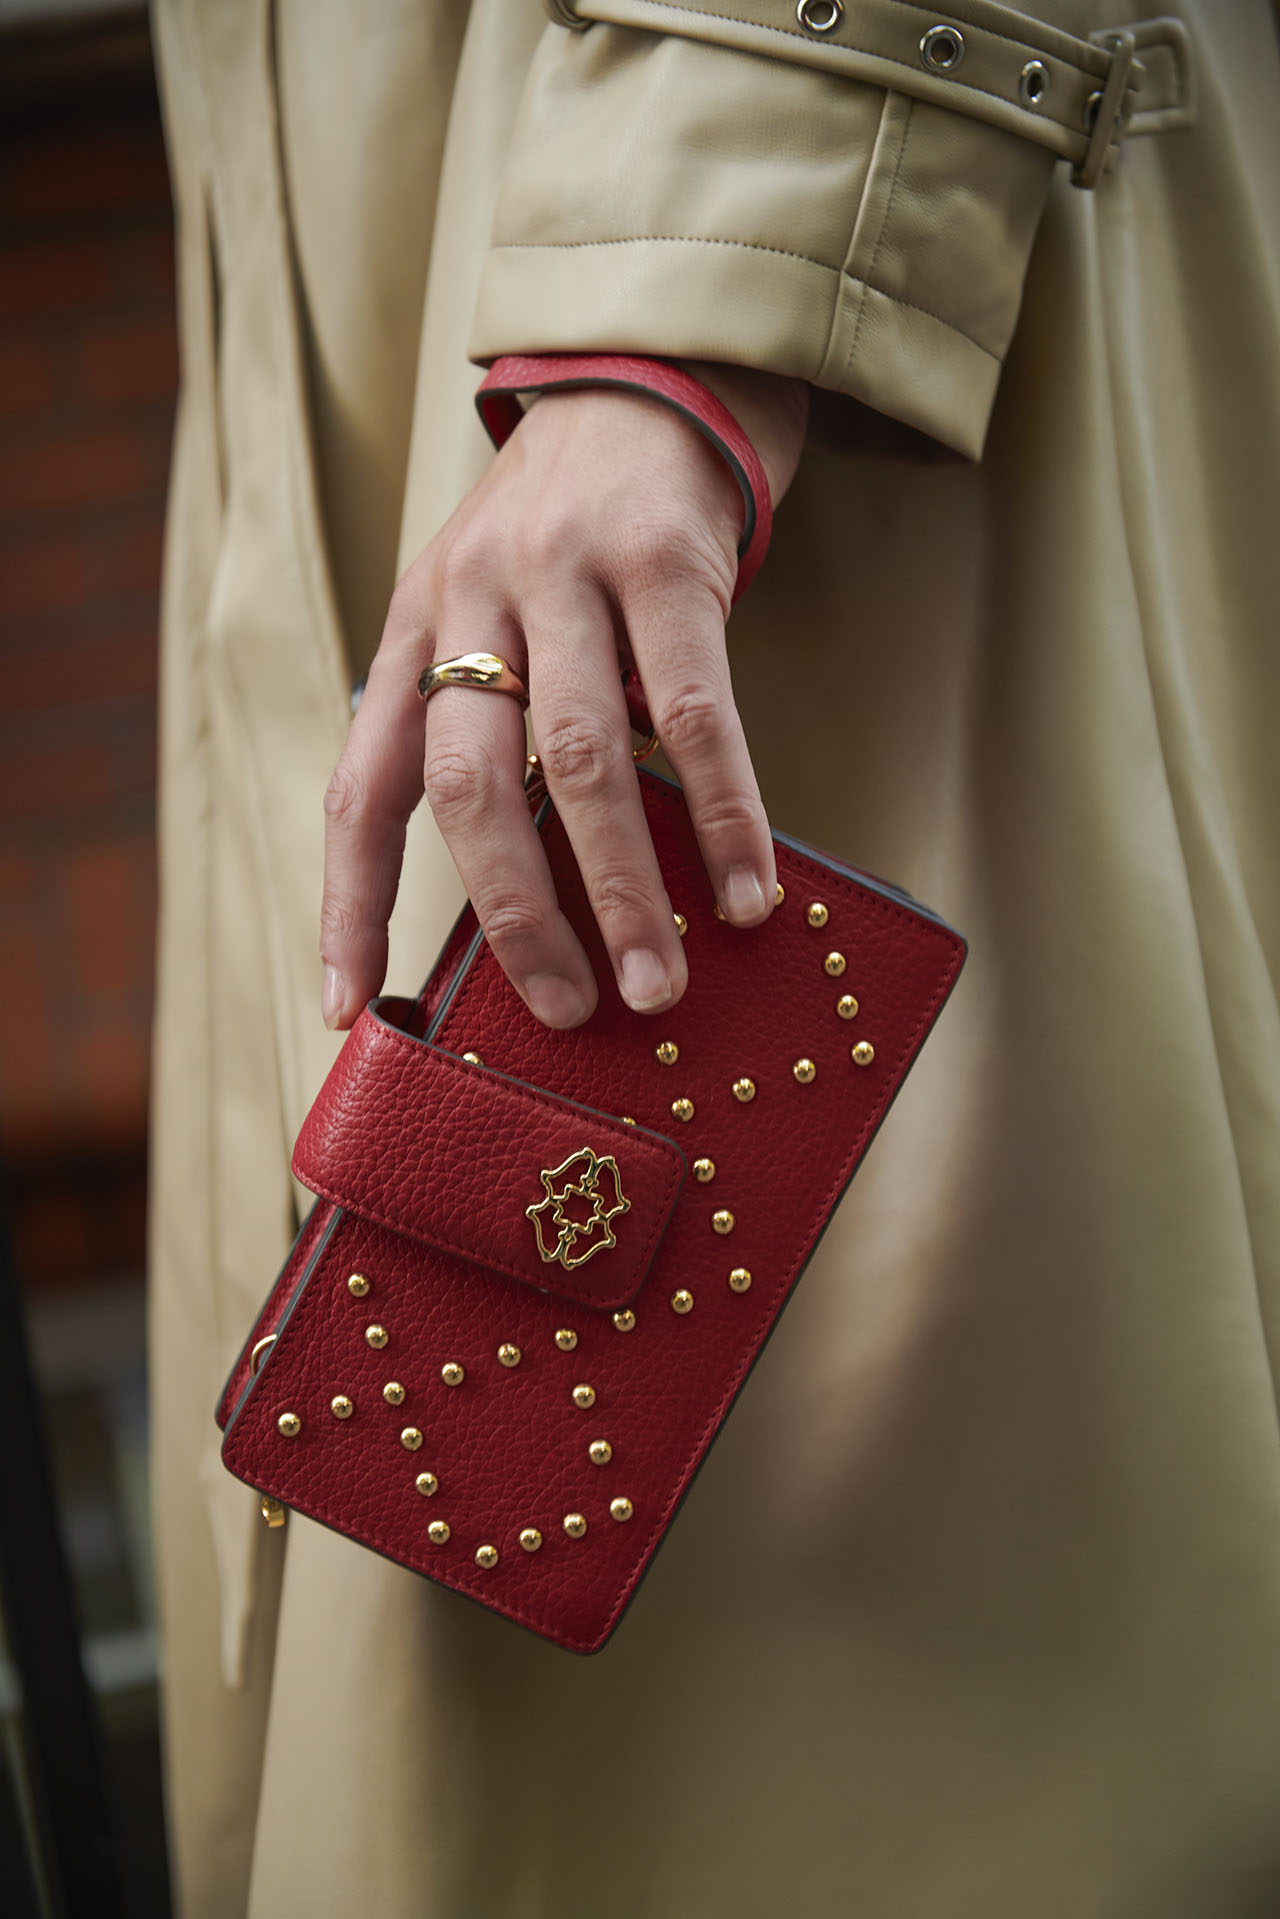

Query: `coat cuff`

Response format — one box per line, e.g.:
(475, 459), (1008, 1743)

(470, 19), (1062, 459)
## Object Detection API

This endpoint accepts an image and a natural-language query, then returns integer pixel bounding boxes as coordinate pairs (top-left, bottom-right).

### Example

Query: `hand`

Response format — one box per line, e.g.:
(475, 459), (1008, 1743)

(320, 366), (808, 1032)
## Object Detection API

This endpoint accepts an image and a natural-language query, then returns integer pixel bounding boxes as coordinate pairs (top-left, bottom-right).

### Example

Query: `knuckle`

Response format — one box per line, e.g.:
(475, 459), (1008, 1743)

(323, 761), (367, 829)
(609, 509), (734, 603)
(318, 894), (358, 947)
(422, 744), (497, 821)
(318, 892), (370, 952)
(479, 894), (547, 954)
(538, 716), (621, 794)
(651, 686), (727, 758)
(434, 532), (485, 603)
(512, 507), (576, 582)
(610, 511), (692, 581)
(589, 870), (660, 927)
(385, 571), (421, 631)
(692, 792), (762, 844)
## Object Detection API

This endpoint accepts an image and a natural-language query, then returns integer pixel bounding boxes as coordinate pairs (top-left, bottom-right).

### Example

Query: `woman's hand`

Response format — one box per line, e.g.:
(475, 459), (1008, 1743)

(319, 366), (808, 1032)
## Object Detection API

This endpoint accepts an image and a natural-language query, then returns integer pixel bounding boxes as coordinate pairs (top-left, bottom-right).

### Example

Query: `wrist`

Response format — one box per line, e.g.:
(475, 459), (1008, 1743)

(671, 361), (808, 511)
(475, 353), (783, 600)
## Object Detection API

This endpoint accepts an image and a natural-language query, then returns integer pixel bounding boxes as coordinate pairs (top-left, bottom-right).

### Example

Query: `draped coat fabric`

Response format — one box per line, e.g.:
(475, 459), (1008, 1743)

(150, 2), (1280, 1912)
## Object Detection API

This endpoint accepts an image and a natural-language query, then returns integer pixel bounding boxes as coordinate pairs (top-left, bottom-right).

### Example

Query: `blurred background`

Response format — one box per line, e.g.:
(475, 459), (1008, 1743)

(1, 1), (174, 1910)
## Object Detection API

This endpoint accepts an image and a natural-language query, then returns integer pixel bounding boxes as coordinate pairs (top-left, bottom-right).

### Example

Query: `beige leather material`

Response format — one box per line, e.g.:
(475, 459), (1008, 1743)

(1126, 13), (1196, 131)
(151, 2), (1280, 1913)
(474, 21), (1069, 455)
(548, 0), (1198, 170)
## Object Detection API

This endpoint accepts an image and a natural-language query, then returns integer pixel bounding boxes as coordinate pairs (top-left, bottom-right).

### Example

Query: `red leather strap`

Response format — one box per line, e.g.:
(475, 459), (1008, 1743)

(292, 1001), (685, 1312)
(476, 353), (773, 601)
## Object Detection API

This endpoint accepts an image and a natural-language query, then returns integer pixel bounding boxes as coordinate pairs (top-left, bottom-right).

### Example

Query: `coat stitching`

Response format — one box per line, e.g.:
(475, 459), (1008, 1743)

(490, 235), (1002, 363)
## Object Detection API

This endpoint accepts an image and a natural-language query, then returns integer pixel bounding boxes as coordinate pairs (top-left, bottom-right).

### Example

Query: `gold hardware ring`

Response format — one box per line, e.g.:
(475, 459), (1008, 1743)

(417, 651), (529, 707)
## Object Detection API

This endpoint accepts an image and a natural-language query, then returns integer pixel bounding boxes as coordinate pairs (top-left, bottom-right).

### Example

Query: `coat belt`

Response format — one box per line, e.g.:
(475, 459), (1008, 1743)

(546, 1), (1195, 187)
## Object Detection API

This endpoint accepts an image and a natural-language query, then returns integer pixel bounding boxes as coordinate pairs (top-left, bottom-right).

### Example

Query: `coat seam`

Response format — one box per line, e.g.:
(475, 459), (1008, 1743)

(843, 96), (915, 388)
(488, 235), (1002, 363)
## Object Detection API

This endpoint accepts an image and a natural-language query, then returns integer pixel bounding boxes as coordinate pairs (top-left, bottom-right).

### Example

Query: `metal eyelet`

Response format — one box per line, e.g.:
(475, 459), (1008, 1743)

(1019, 60), (1050, 108)
(919, 24), (965, 72)
(796, 0), (843, 36)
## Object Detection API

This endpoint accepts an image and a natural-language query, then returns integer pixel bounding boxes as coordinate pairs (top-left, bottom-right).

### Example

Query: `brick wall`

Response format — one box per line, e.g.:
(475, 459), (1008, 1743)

(0, 16), (174, 1282)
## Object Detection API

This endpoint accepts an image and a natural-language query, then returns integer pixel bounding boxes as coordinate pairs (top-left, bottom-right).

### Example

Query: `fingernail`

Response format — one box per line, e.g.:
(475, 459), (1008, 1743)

(322, 965), (345, 1030)
(525, 972), (593, 1029)
(620, 948), (673, 1012)
(722, 866), (767, 925)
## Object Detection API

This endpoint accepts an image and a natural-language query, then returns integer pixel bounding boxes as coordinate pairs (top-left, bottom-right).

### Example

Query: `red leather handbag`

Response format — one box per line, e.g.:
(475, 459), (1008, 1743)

(218, 770), (965, 1651)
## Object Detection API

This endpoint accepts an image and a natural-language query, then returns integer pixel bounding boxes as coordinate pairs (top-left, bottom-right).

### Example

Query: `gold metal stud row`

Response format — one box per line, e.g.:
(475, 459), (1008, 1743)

(420, 1500), (635, 1563)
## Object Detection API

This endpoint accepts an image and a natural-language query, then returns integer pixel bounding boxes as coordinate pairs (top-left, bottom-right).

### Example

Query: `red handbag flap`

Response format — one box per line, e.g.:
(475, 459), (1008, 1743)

(292, 1001), (685, 1311)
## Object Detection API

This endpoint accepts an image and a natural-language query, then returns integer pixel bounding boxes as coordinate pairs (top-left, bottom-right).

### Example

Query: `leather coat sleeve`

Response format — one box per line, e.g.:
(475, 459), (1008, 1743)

(469, 1), (1106, 458)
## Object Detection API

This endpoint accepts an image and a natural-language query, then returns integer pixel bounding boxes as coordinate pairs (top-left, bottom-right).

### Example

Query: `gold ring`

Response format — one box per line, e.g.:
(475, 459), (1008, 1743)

(417, 651), (529, 706)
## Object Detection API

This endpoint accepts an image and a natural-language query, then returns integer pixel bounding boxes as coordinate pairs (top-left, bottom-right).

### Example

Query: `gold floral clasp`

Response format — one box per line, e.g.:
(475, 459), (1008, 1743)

(527, 1148), (630, 1271)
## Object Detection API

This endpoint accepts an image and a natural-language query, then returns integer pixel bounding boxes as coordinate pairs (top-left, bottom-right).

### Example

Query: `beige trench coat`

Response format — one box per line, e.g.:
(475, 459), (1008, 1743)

(150, 2), (1280, 1913)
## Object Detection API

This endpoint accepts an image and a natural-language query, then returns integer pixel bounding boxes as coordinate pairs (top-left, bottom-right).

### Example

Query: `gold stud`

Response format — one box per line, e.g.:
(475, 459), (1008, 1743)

(655, 1040), (679, 1065)
(261, 1496), (286, 1528)
(609, 1497), (634, 1523)
(775, 882), (786, 904)
(347, 1272), (370, 1298)
(712, 1209), (735, 1235)
(671, 1097), (694, 1123)
(612, 1308), (636, 1333)
(693, 1157), (716, 1183)
(365, 1323), (389, 1349)
(713, 902), (727, 922)
(277, 1411), (301, 1438)
(382, 1381), (405, 1407)
(732, 1077), (756, 1103)
(671, 1288), (695, 1314)
(793, 1058), (817, 1084)
(400, 1427), (423, 1452)
(572, 1383), (597, 1409)
(330, 1394), (354, 1420)
(497, 1343), (522, 1369)
(415, 1472), (439, 1497)
(519, 1527), (543, 1553)
(441, 1362), (465, 1387)
(588, 1439), (613, 1465)
(427, 1520), (451, 1545)
(621, 1115), (637, 1126)
(674, 912), (687, 937)
(461, 1050), (483, 1066)
(563, 1513), (588, 1539)
(729, 1266), (753, 1293)
(475, 1544), (499, 1570)
(836, 994), (859, 1020)
(824, 951), (846, 977)
(852, 1040), (876, 1067)
(554, 1328), (579, 1352)
(806, 902), (829, 928)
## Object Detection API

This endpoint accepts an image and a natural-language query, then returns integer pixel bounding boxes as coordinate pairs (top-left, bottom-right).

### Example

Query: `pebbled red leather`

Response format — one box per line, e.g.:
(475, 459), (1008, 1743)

(292, 1005), (685, 1312)
(475, 353), (773, 599)
(220, 772), (965, 1653)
